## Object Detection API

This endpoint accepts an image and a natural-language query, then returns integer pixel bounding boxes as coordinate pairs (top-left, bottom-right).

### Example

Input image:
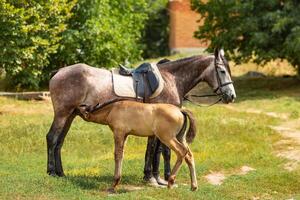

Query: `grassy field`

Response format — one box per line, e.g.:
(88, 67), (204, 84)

(1, 61), (300, 199)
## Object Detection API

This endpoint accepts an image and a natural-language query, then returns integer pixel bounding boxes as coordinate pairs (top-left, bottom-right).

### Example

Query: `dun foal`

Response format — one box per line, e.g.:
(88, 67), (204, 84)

(81, 100), (198, 191)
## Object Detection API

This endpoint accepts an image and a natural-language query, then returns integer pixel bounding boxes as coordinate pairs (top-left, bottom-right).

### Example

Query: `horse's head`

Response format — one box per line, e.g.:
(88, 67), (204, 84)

(203, 48), (236, 103)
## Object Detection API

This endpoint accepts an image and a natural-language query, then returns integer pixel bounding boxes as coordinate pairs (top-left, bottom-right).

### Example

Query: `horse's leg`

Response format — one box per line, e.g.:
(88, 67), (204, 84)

(54, 113), (76, 176)
(111, 132), (127, 190)
(161, 143), (171, 180)
(143, 136), (157, 182)
(46, 112), (74, 176)
(152, 138), (161, 179)
(184, 146), (198, 191)
(152, 139), (168, 185)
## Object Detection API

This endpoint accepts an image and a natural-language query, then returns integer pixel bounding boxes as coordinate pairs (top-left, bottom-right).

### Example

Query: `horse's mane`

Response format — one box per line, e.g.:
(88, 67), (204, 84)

(158, 55), (208, 69)
(158, 54), (232, 76)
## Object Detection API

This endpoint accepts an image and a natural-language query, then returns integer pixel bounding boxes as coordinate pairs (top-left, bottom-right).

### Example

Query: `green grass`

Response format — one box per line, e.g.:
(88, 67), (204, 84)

(1, 85), (300, 199)
(232, 76), (300, 118)
(1, 60), (300, 199)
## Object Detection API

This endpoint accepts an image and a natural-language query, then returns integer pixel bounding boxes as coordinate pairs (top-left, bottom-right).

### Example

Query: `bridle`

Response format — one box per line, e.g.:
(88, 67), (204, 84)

(213, 55), (233, 95)
(184, 54), (233, 107)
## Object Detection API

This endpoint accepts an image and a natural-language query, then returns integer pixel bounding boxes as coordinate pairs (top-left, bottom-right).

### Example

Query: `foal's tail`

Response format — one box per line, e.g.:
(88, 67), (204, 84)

(181, 109), (197, 143)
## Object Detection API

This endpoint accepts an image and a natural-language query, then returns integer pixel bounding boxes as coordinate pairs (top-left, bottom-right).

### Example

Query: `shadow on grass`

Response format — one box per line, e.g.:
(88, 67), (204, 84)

(66, 174), (144, 193)
(233, 76), (300, 101)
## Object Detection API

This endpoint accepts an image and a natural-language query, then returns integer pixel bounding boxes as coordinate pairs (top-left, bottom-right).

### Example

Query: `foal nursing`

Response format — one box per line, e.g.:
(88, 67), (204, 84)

(81, 100), (198, 191)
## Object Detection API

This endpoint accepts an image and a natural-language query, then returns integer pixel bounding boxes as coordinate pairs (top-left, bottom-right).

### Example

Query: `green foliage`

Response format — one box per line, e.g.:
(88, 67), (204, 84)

(0, 0), (75, 90)
(49, 0), (148, 71)
(191, 0), (300, 73)
(0, 0), (169, 90)
(142, 0), (169, 58)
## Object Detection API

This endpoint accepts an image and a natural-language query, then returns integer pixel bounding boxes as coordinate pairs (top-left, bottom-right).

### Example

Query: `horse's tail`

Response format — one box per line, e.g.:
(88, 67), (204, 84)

(181, 109), (197, 144)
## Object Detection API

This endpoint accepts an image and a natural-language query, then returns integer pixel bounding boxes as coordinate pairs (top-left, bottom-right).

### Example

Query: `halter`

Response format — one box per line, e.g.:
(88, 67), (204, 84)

(184, 54), (233, 107)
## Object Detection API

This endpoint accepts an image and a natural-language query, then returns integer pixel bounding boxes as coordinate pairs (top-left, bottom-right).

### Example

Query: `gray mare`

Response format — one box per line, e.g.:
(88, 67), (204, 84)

(46, 49), (236, 183)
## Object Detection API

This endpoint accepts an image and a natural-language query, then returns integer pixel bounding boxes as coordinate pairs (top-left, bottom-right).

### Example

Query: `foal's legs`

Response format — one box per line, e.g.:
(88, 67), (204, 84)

(156, 137), (187, 187)
(46, 112), (75, 176)
(184, 147), (197, 191)
(158, 137), (198, 190)
(111, 131), (127, 190)
(166, 139), (187, 188)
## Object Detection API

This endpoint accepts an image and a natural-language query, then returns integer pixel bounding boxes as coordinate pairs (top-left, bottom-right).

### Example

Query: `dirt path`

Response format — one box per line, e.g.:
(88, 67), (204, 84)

(271, 119), (300, 171)
(225, 105), (300, 171)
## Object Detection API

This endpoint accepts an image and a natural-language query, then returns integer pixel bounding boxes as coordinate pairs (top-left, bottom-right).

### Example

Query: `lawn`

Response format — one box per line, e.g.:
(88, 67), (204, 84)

(1, 61), (300, 199)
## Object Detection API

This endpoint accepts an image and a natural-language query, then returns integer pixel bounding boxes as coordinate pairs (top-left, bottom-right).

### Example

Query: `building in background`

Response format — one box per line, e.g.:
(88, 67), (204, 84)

(169, 0), (208, 54)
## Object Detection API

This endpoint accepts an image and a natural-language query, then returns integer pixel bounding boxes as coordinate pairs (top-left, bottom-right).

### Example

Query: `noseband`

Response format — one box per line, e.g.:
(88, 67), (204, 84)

(184, 54), (233, 107)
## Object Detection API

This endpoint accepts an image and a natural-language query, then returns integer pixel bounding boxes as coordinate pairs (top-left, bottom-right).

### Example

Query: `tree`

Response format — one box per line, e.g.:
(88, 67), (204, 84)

(0, 0), (75, 90)
(49, 0), (148, 71)
(191, 0), (300, 73)
(142, 0), (169, 58)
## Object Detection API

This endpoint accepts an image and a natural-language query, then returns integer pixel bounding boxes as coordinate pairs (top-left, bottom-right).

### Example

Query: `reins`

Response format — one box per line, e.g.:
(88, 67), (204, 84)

(184, 95), (222, 107)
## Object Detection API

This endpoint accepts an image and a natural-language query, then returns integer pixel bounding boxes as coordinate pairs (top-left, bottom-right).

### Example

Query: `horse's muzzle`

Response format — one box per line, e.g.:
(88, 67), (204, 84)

(222, 92), (236, 104)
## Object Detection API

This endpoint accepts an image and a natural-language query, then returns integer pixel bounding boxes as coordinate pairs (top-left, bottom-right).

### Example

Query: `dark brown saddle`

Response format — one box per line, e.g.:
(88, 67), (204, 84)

(119, 63), (160, 102)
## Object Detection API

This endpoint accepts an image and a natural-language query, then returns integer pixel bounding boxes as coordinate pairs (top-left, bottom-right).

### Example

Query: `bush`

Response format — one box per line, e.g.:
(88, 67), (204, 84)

(0, 0), (75, 90)
(142, 0), (169, 58)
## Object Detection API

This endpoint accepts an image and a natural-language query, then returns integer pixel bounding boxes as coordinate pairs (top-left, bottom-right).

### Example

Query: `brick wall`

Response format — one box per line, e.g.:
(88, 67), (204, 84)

(169, 0), (208, 53)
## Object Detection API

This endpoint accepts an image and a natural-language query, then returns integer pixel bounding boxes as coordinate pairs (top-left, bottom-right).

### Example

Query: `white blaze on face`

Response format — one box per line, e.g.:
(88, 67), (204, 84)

(215, 60), (236, 99)
(221, 64), (236, 97)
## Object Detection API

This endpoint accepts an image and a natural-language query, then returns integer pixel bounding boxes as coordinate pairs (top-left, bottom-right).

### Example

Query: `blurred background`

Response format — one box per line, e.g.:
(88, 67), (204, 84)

(1, 0), (299, 91)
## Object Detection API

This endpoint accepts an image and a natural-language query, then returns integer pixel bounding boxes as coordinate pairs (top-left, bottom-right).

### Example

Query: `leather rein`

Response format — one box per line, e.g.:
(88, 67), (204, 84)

(184, 55), (233, 107)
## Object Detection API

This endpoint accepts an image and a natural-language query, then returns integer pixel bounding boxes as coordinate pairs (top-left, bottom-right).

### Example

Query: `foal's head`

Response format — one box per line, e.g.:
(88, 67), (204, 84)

(202, 48), (236, 103)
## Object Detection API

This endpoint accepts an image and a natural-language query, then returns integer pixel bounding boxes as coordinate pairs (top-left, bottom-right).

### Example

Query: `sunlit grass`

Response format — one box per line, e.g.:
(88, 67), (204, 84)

(0, 93), (300, 199)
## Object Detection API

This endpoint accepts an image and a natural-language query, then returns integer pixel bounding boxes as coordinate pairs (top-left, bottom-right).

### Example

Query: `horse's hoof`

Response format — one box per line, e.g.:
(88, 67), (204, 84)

(144, 176), (160, 187)
(167, 181), (174, 189)
(191, 185), (198, 191)
(56, 172), (65, 177)
(107, 187), (116, 194)
(155, 176), (168, 186)
(48, 172), (57, 177)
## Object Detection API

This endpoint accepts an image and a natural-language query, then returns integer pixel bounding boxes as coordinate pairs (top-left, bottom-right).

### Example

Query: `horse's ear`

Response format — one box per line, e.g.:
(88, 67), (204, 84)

(219, 49), (225, 57)
(214, 48), (219, 59)
(214, 48), (224, 60)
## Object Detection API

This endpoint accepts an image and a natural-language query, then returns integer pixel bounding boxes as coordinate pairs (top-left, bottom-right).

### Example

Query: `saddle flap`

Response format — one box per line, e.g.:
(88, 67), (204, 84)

(146, 71), (159, 93)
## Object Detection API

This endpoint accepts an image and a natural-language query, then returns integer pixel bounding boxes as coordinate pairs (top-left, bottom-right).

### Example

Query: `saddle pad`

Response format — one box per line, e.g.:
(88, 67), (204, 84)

(112, 63), (164, 99)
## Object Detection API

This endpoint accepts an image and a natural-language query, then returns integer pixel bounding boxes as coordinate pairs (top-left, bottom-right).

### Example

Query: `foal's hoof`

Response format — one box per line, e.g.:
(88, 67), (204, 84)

(167, 181), (175, 189)
(167, 175), (177, 189)
(107, 187), (116, 194)
(191, 185), (198, 191)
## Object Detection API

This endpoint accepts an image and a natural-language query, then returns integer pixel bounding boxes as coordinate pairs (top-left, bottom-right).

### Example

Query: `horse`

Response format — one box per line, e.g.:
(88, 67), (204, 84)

(79, 100), (198, 191)
(46, 48), (236, 184)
